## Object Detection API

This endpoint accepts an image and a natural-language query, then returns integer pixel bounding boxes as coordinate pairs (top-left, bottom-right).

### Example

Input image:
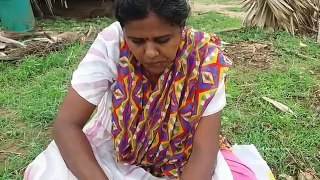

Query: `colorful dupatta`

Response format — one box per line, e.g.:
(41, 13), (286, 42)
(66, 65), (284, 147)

(111, 28), (231, 177)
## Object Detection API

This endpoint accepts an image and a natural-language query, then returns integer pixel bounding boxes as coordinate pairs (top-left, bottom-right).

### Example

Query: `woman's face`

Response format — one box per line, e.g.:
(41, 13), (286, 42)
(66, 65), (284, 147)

(123, 12), (183, 75)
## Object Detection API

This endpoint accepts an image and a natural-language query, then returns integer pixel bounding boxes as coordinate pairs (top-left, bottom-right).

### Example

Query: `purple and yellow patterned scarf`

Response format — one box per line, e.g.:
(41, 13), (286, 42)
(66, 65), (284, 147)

(111, 28), (231, 177)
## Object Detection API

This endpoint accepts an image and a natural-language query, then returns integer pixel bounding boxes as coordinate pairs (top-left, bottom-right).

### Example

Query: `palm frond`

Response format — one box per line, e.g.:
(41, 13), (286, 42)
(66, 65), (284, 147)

(243, 0), (320, 37)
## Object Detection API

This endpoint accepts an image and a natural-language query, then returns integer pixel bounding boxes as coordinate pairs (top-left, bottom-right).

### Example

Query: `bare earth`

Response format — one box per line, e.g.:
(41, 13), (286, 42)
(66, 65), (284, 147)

(190, 1), (246, 20)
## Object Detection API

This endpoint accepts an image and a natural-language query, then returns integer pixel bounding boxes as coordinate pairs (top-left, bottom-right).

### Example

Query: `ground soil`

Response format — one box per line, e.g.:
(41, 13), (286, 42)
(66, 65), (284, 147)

(191, 2), (246, 20)
(0, 117), (52, 166)
(0, 107), (16, 118)
(0, 108), (23, 163)
(224, 41), (275, 70)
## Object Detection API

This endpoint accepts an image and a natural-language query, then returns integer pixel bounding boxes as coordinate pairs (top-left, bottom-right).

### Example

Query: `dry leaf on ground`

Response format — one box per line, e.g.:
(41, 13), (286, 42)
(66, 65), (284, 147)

(298, 169), (319, 180)
(300, 41), (308, 47)
(262, 97), (294, 114)
(279, 174), (295, 180)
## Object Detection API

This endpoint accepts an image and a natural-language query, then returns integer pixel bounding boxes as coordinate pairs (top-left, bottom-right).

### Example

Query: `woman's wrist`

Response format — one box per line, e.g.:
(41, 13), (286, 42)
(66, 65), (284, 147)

(81, 168), (108, 180)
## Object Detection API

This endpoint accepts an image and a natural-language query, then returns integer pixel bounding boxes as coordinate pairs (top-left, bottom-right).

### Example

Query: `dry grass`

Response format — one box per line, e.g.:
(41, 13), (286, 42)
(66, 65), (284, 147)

(243, 0), (320, 38)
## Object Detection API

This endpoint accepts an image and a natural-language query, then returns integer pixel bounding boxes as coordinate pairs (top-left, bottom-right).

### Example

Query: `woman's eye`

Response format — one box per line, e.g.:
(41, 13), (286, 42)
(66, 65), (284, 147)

(132, 39), (145, 45)
(156, 38), (170, 44)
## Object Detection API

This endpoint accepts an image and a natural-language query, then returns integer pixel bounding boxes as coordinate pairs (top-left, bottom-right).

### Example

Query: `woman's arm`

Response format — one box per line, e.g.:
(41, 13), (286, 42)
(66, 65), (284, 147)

(53, 87), (109, 180)
(180, 111), (221, 180)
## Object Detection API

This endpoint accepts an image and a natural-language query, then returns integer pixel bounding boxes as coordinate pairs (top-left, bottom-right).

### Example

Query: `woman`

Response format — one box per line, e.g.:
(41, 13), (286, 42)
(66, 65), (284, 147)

(24, 0), (274, 179)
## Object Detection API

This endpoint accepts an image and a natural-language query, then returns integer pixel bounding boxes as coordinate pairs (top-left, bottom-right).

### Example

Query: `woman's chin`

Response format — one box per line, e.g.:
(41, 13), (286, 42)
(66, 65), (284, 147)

(148, 69), (165, 76)
(144, 66), (166, 75)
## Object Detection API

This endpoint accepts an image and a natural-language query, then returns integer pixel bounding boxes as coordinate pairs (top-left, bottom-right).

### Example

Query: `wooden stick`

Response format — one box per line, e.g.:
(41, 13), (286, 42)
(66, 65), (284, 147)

(86, 24), (94, 39)
(44, 32), (56, 42)
(0, 35), (26, 48)
(2, 31), (59, 40)
(0, 56), (21, 61)
(215, 27), (244, 34)
(0, 42), (6, 50)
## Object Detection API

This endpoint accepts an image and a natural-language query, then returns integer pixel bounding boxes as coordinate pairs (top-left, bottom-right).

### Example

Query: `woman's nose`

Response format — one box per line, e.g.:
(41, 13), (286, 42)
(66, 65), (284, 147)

(145, 42), (159, 59)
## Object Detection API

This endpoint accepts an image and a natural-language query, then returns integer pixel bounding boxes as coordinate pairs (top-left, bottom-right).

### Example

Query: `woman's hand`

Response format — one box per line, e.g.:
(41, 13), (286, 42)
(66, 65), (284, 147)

(179, 111), (221, 180)
(53, 87), (109, 180)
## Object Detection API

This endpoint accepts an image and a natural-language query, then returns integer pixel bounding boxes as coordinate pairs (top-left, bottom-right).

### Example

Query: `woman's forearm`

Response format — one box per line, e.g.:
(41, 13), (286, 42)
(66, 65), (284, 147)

(180, 112), (221, 180)
(180, 148), (216, 180)
(53, 123), (109, 180)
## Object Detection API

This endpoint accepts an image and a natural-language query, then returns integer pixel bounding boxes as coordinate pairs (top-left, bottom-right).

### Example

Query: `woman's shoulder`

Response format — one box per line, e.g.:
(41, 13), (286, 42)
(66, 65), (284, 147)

(70, 22), (123, 106)
(98, 21), (124, 42)
(89, 21), (123, 66)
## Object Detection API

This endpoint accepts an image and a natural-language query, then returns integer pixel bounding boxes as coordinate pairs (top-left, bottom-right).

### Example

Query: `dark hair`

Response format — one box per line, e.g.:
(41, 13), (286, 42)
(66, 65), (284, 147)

(114, 0), (190, 27)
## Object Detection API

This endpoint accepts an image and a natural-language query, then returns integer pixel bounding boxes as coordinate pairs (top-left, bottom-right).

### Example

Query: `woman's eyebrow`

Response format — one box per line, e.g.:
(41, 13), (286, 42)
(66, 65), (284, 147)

(153, 34), (173, 40)
(127, 34), (173, 40)
(127, 36), (144, 40)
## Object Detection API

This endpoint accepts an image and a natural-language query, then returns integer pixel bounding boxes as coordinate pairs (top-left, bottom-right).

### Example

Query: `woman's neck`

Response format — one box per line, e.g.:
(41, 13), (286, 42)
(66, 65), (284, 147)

(145, 70), (161, 89)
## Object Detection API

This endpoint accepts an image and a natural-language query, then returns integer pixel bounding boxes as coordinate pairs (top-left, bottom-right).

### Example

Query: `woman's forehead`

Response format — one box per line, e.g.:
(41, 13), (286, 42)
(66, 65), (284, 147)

(123, 13), (180, 38)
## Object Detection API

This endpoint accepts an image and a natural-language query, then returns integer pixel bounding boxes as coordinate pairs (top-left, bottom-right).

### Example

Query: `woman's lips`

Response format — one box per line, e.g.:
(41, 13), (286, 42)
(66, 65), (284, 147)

(145, 62), (165, 67)
(153, 62), (163, 66)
